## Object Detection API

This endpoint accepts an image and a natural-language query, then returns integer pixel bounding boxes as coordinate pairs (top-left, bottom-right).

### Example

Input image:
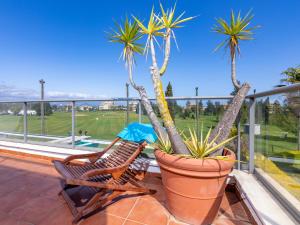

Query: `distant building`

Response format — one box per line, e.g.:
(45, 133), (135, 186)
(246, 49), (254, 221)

(185, 101), (195, 110)
(79, 105), (93, 111)
(129, 102), (138, 112)
(65, 104), (72, 112)
(99, 101), (114, 110)
(18, 110), (37, 116)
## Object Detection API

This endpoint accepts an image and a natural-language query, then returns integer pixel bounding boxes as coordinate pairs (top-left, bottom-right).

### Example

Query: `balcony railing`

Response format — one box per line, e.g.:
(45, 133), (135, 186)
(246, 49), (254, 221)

(0, 84), (300, 222)
(247, 83), (300, 222)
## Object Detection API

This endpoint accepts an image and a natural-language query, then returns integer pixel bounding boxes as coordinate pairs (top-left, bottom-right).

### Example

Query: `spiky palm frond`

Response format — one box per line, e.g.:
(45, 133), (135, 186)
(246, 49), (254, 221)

(133, 7), (164, 37)
(158, 3), (195, 30)
(281, 66), (300, 84)
(109, 17), (143, 68)
(213, 10), (259, 58)
(133, 7), (165, 56)
(157, 3), (195, 51)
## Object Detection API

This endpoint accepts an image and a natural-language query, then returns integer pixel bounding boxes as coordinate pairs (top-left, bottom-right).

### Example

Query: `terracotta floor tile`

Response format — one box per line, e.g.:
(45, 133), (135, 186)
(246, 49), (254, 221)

(0, 189), (33, 213)
(123, 219), (146, 225)
(0, 167), (27, 183)
(127, 198), (169, 225)
(168, 216), (190, 225)
(0, 211), (32, 225)
(80, 212), (124, 225)
(141, 183), (166, 203)
(143, 173), (162, 185)
(38, 203), (74, 225)
(213, 217), (252, 225)
(168, 221), (188, 225)
(41, 181), (62, 198)
(10, 196), (62, 224)
(102, 194), (139, 218)
(0, 153), (254, 225)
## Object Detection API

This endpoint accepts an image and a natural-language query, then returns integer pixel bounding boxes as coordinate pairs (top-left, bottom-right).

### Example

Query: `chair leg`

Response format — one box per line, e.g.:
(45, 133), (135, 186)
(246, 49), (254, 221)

(72, 190), (124, 224)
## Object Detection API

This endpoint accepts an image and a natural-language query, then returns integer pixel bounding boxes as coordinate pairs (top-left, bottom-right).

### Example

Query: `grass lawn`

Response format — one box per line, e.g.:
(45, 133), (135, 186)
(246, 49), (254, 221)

(255, 124), (300, 158)
(0, 111), (299, 155)
(0, 111), (219, 140)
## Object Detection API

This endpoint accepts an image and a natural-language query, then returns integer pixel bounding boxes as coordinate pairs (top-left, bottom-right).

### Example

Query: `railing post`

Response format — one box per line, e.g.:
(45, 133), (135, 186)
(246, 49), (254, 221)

(126, 83), (129, 126)
(23, 102), (28, 143)
(138, 100), (142, 123)
(71, 101), (76, 148)
(237, 115), (241, 170)
(195, 87), (199, 138)
(249, 97), (256, 173)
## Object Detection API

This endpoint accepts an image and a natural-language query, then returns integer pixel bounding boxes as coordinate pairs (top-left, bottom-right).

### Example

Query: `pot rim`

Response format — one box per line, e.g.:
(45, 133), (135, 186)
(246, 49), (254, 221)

(154, 148), (236, 173)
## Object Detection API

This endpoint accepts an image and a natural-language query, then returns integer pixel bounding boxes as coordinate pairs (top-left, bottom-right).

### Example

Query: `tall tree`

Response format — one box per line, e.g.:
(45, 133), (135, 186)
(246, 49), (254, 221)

(165, 82), (176, 121)
(32, 103), (53, 116)
(210, 10), (259, 155)
(205, 100), (216, 115)
(281, 66), (300, 84)
(108, 18), (167, 140)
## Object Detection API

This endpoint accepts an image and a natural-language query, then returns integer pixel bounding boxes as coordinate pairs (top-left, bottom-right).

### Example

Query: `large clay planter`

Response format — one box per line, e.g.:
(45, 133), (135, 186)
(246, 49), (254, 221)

(155, 149), (235, 225)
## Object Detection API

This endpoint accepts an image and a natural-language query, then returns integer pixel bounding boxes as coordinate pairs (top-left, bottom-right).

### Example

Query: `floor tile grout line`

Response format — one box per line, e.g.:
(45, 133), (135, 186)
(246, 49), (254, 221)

(125, 218), (147, 225)
(103, 212), (128, 220)
(141, 197), (170, 218)
(121, 196), (140, 225)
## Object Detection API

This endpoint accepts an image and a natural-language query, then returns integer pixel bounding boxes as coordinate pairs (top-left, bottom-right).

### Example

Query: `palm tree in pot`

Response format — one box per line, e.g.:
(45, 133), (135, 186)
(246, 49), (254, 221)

(210, 10), (259, 155)
(109, 5), (258, 224)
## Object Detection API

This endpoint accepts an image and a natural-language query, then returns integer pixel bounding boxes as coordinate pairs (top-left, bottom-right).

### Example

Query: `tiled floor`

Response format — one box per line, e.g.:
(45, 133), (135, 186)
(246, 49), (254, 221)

(0, 152), (253, 225)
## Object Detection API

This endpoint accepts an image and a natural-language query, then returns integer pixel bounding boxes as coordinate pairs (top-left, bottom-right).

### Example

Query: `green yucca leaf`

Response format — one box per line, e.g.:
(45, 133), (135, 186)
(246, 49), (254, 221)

(182, 126), (237, 159)
(154, 135), (172, 154)
(203, 135), (237, 156)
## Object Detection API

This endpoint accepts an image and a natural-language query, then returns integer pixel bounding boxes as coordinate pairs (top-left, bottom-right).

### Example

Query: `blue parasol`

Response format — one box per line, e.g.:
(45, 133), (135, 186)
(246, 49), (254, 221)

(117, 122), (158, 144)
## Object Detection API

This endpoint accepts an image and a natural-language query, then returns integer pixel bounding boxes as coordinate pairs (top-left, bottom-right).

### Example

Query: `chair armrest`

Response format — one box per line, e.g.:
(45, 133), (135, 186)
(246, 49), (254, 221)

(63, 152), (105, 164)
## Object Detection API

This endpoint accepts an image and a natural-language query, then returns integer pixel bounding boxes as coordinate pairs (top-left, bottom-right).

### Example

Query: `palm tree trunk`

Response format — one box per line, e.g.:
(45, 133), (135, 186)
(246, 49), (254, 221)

(231, 54), (241, 89)
(149, 37), (190, 155)
(209, 83), (250, 156)
(127, 57), (168, 140)
(136, 86), (168, 140)
(160, 29), (171, 76)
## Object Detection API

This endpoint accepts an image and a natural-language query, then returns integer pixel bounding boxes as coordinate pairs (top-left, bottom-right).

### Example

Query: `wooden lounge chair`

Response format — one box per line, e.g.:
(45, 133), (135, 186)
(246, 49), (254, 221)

(53, 137), (155, 223)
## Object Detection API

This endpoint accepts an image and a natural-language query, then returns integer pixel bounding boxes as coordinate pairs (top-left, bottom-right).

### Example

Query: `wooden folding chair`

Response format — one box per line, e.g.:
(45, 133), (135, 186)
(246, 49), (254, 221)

(53, 137), (155, 223)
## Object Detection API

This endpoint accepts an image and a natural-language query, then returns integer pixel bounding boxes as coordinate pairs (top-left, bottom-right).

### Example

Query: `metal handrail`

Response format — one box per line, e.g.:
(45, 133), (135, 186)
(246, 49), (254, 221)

(0, 95), (233, 104)
(247, 83), (300, 99)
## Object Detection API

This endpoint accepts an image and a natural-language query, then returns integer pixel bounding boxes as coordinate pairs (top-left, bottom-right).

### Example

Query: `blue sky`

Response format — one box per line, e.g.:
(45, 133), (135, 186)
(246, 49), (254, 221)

(0, 0), (299, 99)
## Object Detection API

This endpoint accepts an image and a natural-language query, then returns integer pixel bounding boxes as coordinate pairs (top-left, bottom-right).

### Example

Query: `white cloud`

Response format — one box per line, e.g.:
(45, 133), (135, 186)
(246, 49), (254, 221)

(0, 83), (106, 101)
(46, 91), (106, 99)
(0, 83), (39, 100)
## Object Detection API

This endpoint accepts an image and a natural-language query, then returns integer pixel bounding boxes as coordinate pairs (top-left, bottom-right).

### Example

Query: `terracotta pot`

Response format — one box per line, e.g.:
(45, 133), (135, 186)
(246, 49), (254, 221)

(155, 149), (235, 225)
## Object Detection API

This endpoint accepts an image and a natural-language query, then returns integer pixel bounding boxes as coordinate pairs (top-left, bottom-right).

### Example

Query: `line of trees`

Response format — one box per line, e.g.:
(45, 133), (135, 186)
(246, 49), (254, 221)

(136, 82), (228, 120)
